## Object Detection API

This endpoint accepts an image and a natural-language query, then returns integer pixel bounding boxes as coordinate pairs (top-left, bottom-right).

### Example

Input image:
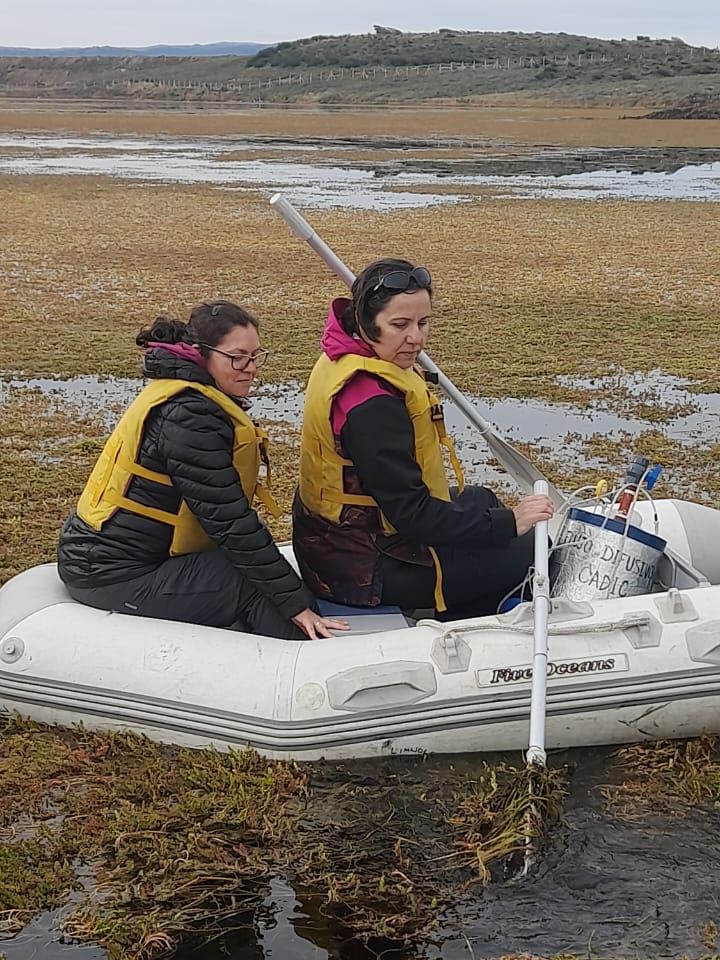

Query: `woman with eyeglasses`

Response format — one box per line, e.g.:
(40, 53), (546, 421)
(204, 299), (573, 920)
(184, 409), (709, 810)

(293, 259), (554, 619)
(57, 299), (347, 640)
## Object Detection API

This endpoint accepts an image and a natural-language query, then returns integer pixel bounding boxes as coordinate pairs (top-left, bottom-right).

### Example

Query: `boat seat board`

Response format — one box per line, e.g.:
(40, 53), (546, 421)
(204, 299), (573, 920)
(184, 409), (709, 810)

(315, 599), (410, 634)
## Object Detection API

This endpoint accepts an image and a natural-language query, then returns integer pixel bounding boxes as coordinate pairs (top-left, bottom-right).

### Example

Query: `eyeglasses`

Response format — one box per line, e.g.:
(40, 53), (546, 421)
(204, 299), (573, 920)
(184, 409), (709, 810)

(200, 344), (270, 371)
(373, 266), (432, 293)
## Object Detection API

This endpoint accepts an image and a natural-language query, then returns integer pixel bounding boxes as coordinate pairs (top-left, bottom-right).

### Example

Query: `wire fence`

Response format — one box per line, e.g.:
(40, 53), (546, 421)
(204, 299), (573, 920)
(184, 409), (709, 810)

(2, 48), (719, 96)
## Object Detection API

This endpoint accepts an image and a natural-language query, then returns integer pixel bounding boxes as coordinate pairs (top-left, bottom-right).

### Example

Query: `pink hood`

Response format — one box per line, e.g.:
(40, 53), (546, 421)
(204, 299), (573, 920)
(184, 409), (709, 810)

(320, 298), (399, 435)
(321, 298), (376, 361)
(146, 341), (207, 368)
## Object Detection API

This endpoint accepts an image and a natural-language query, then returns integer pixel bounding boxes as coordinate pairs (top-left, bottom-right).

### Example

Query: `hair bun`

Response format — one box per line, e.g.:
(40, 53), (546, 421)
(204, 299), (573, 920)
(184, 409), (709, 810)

(135, 317), (190, 348)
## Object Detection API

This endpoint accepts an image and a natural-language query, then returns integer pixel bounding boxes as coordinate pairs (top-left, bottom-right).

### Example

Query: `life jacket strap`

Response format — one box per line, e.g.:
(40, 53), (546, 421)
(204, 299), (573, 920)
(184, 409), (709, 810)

(117, 452), (174, 486)
(428, 546), (447, 613)
(254, 482), (282, 518)
(322, 488), (377, 507)
(103, 489), (182, 527)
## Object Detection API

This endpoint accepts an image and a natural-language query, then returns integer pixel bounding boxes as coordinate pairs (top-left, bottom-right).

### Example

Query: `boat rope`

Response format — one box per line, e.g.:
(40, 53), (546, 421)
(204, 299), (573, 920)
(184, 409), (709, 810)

(417, 612), (652, 643)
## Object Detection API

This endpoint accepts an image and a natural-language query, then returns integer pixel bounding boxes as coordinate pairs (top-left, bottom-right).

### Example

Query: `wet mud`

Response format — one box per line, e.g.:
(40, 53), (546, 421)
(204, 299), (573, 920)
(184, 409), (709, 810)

(371, 145), (720, 178)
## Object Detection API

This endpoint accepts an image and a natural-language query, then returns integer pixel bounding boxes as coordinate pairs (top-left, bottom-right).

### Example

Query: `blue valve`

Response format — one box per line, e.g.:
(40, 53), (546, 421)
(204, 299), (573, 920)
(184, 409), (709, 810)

(645, 464), (662, 491)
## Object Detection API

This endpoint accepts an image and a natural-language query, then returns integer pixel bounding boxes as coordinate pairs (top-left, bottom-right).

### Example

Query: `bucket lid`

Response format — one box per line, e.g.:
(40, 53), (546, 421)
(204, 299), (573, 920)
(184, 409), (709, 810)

(567, 507), (667, 552)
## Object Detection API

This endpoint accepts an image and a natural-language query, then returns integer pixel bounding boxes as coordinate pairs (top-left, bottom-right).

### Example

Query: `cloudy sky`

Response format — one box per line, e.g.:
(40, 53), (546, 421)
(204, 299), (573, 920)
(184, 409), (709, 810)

(2, 0), (718, 48)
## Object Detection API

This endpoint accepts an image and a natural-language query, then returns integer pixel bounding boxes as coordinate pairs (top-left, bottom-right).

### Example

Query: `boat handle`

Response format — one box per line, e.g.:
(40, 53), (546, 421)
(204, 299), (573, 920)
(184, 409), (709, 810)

(326, 660), (437, 712)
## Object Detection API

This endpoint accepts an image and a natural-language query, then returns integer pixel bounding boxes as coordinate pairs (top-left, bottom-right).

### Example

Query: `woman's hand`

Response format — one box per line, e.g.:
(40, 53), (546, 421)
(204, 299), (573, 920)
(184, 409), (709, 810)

(292, 608), (350, 640)
(512, 495), (555, 536)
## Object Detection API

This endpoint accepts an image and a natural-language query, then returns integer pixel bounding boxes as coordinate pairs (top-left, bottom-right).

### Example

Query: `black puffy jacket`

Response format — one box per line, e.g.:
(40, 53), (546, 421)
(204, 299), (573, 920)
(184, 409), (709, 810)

(57, 348), (312, 620)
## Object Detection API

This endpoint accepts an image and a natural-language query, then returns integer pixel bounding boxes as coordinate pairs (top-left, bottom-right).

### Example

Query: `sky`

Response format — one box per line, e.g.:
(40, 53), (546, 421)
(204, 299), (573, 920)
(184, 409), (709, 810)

(1, 0), (718, 49)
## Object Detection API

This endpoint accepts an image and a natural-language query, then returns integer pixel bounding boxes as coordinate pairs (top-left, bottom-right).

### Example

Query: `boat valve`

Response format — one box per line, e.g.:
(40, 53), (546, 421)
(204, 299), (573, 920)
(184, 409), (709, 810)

(1, 637), (25, 663)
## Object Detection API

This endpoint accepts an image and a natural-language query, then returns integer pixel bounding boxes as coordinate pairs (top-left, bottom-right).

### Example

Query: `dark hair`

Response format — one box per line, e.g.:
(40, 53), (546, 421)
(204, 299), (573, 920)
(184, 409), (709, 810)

(136, 299), (259, 357)
(341, 258), (433, 342)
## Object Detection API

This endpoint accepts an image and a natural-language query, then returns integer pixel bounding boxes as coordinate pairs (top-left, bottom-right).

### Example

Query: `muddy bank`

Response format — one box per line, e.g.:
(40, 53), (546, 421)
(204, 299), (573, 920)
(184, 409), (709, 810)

(370, 145), (720, 178)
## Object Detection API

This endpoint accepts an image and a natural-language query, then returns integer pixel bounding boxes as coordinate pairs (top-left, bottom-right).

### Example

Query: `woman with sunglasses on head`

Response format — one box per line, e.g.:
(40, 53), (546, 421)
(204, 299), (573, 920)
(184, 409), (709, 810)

(57, 299), (347, 640)
(293, 259), (554, 619)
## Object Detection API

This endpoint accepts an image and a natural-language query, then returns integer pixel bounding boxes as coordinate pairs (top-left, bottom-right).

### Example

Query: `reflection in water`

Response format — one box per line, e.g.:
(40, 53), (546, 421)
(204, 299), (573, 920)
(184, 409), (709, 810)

(0, 908), (105, 960)
(5, 749), (719, 960)
(172, 747), (719, 960)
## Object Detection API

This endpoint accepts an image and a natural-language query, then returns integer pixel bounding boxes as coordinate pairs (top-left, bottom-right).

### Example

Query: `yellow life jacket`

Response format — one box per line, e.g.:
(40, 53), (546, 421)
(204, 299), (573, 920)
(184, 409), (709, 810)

(299, 353), (464, 610)
(77, 379), (279, 557)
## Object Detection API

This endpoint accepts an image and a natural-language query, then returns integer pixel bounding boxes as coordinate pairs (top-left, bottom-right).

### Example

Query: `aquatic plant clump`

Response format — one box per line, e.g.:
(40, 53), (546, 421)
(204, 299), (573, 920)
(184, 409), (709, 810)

(0, 717), (309, 957)
(0, 718), (569, 955)
(603, 735), (720, 817)
(448, 761), (566, 882)
(287, 757), (567, 941)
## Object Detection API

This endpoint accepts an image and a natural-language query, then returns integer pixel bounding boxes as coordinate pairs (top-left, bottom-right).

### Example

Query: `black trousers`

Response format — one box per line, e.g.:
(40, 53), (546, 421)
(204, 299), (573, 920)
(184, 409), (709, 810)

(380, 486), (535, 619)
(65, 549), (304, 639)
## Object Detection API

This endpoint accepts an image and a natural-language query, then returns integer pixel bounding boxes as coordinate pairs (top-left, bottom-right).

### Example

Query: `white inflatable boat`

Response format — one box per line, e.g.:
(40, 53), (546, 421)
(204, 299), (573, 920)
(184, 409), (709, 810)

(1, 498), (720, 761)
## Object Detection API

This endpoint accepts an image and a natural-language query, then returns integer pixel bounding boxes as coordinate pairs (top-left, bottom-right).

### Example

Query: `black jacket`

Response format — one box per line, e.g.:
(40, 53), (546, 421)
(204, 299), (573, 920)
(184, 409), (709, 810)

(292, 391), (521, 608)
(340, 395), (517, 548)
(58, 348), (313, 620)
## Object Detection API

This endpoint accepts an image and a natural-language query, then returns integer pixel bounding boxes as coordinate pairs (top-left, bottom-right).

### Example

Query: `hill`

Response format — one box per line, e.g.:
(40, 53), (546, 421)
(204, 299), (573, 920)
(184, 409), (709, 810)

(0, 30), (718, 108)
(0, 41), (270, 57)
(248, 29), (714, 69)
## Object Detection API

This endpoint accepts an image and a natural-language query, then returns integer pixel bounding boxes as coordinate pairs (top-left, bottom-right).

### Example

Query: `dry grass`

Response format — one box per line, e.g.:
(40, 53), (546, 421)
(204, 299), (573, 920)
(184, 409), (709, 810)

(2, 102), (720, 147)
(2, 175), (719, 393)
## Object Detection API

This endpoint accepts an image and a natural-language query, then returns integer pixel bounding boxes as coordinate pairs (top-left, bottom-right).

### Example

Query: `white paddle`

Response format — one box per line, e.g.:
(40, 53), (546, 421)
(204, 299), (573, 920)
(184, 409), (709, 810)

(270, 193), (566, 534)
(527, 478), (550, 769)
(521, 477), (551, 875)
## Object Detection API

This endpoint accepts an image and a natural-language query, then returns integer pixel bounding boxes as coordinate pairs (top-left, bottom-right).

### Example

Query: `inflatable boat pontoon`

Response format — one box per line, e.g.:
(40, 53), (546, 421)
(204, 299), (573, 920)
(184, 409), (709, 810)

(1, 498), (720, 760)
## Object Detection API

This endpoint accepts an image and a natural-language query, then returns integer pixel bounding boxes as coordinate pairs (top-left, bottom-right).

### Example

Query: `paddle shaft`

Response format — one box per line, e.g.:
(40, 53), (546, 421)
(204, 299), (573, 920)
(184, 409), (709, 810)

(527, 479), (550, 767)
(269, 193), (565, 517)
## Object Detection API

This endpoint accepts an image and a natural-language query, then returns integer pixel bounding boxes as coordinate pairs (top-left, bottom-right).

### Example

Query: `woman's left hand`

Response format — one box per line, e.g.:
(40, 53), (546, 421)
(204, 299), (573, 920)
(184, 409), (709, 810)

(292, 607), (350, 640)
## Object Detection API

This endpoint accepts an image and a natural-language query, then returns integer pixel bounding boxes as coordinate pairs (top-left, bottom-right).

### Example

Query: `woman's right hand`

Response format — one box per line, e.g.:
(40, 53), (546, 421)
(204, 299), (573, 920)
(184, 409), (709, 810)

(292, 607), (350, 640)
(512, 495), (555, 536)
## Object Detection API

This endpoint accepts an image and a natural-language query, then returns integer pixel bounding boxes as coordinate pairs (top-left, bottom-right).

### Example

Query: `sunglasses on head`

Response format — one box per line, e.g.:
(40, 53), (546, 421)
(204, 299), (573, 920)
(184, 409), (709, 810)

(372, 266), (432, 293)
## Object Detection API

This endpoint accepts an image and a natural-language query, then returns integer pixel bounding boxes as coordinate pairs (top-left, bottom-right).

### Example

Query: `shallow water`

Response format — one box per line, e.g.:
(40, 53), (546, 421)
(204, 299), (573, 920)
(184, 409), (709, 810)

(0, 132), (465, 210)
(435, 162), (720, 202)
(1, 133), (719, 206)
(3, 367), (719, 487)
(172, 749), (720, 960)
(4, 747), (718, 960)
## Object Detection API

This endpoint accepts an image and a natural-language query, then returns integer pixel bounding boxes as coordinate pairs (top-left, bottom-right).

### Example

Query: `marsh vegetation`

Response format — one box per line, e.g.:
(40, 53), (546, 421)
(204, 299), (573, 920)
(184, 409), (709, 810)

(1, 103), (719, 958)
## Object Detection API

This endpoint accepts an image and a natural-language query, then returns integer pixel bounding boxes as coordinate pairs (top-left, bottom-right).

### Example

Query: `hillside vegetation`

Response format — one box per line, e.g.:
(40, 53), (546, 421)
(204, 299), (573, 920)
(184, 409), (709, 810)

(1, 29), (719, 108)
(249, 29), (714, 69)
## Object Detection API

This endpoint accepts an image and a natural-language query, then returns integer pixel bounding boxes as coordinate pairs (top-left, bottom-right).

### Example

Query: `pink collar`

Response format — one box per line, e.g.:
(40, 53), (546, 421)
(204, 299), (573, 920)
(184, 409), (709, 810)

(146, 341), (207, 368)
